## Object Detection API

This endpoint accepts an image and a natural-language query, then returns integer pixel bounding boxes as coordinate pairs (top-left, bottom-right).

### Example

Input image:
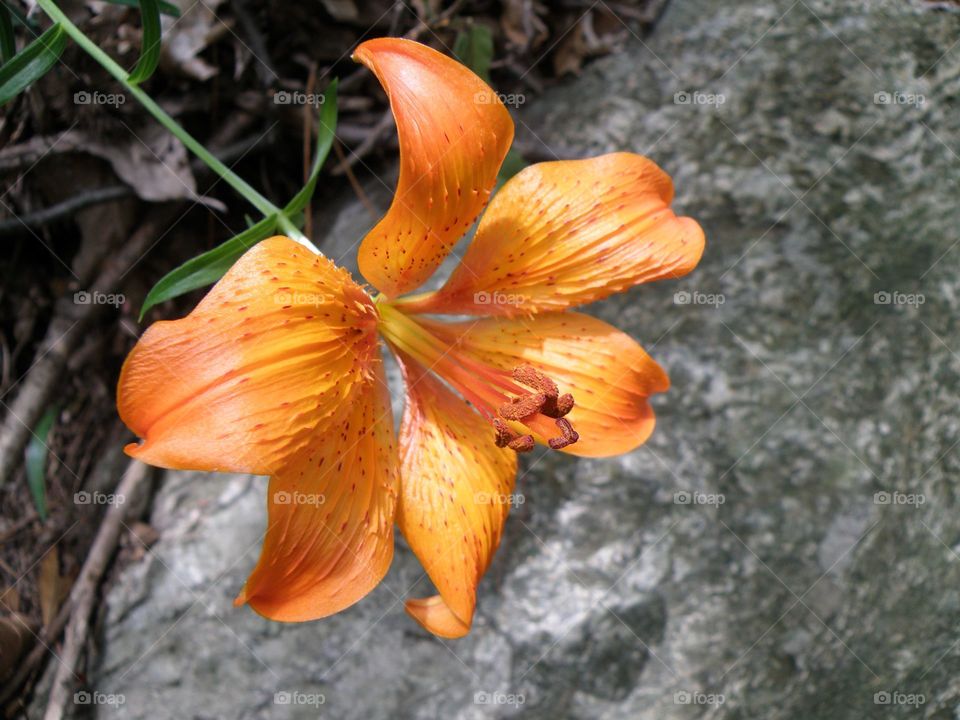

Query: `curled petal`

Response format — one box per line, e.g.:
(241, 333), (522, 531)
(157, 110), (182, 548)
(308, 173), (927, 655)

(401, 153), (704, 315)
(395, 353), (517, 637)
(236, 359), (399, 621)
(353, 38), (514, 298)
(421, 312), (670, 457)
(118, 236), (378, 475)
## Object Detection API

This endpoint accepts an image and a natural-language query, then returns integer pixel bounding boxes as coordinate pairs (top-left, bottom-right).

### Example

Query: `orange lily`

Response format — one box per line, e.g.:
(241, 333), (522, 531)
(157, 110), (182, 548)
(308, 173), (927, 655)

(116, 38), (704, 638)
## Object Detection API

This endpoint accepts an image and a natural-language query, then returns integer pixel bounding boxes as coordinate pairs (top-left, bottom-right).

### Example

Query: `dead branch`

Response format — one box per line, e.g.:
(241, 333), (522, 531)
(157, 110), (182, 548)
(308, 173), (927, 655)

(41, 460), (151, 720)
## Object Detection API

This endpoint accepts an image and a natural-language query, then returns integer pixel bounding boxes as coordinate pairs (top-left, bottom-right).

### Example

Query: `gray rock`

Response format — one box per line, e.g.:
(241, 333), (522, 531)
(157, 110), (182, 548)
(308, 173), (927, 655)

(77, 0), (960, 717)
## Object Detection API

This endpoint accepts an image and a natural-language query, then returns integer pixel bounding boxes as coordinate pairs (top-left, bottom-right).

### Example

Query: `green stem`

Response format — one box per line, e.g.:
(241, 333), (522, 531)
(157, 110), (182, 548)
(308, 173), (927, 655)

(35, 0), (317, 251)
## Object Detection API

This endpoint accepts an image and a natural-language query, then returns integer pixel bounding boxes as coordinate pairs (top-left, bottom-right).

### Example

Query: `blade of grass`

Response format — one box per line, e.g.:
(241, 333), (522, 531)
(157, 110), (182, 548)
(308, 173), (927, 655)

(0, 23), (67, 105)
(283, 79), (339, 217)
(25, 407), (56, 521)
(103, 0), (180, 17)
(127, 0), (161, 84)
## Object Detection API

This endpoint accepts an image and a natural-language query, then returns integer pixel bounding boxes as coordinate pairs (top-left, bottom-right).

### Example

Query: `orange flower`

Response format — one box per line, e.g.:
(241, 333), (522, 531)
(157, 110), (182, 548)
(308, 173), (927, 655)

(117, 38), (704, 638)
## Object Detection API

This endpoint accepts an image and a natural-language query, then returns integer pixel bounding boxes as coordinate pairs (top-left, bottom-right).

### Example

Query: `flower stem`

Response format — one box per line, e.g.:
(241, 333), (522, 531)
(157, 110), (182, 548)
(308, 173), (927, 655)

(35, 0), (319, 252)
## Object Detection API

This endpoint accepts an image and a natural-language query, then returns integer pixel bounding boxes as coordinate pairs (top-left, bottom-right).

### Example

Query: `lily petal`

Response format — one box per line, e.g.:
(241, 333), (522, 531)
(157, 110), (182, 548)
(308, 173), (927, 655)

(421, 312), (670, 457)
(236, 359), (399, 621)
(401, 153), (704, 315)
(118, 236), (379, 474)
(395, 353), (516, 637)
(352, 38), (514, 298)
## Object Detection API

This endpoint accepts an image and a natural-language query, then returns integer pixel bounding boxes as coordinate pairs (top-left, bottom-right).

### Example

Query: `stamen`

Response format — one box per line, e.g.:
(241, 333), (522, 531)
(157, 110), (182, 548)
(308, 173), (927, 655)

(498, 392), (546, 420)
(508, 435), (535, 453)
(548, 418), (580, 450)
(493, 418), (535, 453)
(541, 393), (574, 419)
(493, 418), (514, 448)
(513, 364), (558, 398)
(377, 304), (581, 456)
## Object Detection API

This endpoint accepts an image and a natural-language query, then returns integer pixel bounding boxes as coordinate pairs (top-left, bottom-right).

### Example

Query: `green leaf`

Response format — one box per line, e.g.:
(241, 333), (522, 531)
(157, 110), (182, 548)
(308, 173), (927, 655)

(282, 79), (339, 218)
(495, 148), (527, 189)
(453, 24), (493, 82)
(0, 23), (67, 106)
(0, 4), (15, 65)
(127, 0), (162, 84)
(139, 214), (278, 319)
(25, 407), (56, 521)
(102, 0), (180, 17)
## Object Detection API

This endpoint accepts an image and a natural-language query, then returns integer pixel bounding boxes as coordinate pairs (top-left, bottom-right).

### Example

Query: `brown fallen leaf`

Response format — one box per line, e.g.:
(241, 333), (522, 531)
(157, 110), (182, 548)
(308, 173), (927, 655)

(38, 548), (62, 629)
(160, 0), (230, 81)
(0, 613), (33, 682)
(0, 587), (19, 614)
(0, 128), (217, 205)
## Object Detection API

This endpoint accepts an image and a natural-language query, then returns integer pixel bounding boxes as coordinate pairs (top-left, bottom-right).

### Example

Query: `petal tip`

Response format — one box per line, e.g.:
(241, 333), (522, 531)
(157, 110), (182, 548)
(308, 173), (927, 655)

(404, 596), (472, 638)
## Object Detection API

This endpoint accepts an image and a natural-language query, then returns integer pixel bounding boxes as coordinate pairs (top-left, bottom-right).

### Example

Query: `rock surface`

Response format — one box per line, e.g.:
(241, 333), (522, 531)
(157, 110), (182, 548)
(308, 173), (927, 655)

(70, 0), (960, 717)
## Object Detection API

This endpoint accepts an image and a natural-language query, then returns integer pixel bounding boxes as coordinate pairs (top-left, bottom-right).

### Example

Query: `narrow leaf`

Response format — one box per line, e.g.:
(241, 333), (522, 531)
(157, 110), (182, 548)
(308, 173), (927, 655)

(102, 0), (180, 17)
(139, 214), (278, 319)
(127, 0), (162, 84)
(25, 407), (55, 521)
(0, 5), (15, 65)
(282, 79), (339, 218)
(0, 23), (67, 106)
(453, 24), (493, 82)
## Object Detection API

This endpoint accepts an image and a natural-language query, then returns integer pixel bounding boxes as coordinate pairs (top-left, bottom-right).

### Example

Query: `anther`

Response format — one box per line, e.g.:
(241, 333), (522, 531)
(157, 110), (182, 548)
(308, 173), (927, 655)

(548, 418), (580, 450)
(513, 365), (558, 398)
(493, 418), (514, 448)
(498, 392), (546, 420)
(541, 393), (574, 419)
(493, 418), (535, 453)
(507, 435), (535, 453)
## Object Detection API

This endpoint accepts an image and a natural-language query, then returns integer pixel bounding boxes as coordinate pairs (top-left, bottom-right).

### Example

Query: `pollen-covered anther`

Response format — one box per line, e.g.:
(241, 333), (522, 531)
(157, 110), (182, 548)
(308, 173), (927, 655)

(493, 418), (514, 448)
(512, 364), (558, 398)
(541, 392), (574, 419)
(498, 392), (546, 420)
(493, 418), (534, 453)
(548, 418), (580, 450)
(508, 435), (535, 453)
